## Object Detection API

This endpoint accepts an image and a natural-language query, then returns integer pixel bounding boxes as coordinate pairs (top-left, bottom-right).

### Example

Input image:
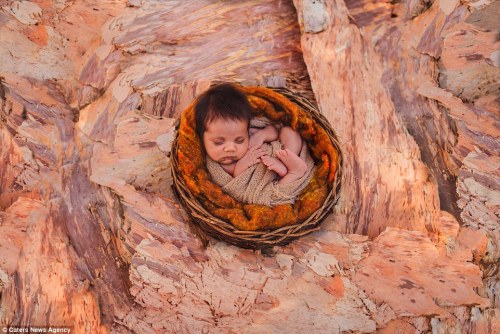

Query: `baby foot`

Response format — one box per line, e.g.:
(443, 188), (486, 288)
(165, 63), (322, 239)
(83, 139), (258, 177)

(261, 155), (288, 177)
(275, 149), (308, 184)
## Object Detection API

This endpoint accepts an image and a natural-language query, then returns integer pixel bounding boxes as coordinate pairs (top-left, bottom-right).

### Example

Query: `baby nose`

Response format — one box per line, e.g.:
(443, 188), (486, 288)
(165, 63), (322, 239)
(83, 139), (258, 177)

(224, 142), (236, 152)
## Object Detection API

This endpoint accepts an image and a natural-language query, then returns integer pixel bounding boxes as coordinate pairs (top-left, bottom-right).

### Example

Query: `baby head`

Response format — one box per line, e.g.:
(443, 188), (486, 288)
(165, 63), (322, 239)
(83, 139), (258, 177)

(195, 84), (253, 165)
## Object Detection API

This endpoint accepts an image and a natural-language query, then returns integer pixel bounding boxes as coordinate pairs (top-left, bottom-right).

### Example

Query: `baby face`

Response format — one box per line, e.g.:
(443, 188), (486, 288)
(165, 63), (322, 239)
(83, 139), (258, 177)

(203, 118), (249, 165)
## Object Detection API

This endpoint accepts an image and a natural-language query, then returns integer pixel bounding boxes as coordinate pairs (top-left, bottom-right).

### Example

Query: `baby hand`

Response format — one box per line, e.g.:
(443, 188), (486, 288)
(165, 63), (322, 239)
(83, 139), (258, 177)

(249, 125), (278, 148)
(242, 146), (266, 166)
(249, 132), (265, 148)
(233, 146), (266, 176)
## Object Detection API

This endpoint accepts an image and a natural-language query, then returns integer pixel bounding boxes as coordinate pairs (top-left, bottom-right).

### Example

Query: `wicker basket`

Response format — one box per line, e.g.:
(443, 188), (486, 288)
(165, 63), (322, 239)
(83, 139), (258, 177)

(170, 87), (343, 249)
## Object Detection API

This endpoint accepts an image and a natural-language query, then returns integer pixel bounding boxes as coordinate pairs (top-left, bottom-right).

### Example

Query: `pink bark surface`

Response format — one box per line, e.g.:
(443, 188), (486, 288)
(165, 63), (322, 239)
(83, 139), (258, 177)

(0, 0), (498, 332)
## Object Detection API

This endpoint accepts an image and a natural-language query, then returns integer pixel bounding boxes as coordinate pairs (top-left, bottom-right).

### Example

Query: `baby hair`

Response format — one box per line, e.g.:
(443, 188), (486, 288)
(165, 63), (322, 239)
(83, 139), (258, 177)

(195, 83), (253, 139)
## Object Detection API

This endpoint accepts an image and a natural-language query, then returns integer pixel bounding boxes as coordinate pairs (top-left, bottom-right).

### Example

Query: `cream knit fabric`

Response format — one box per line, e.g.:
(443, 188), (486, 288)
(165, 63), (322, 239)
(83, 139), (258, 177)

(206, 139), (316, 206)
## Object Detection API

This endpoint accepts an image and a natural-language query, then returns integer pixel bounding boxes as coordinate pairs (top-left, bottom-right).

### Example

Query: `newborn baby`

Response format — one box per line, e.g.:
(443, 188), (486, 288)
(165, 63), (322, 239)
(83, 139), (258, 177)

(195, 83), (307, 184)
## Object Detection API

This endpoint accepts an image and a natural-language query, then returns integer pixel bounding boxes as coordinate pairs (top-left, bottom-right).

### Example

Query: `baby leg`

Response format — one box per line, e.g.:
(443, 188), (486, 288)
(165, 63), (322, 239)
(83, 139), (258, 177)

(276, 127), (307, 184)
(275, 149), (307, 184)
(261, 155), (287, 177)
(279, 126), (303, 155)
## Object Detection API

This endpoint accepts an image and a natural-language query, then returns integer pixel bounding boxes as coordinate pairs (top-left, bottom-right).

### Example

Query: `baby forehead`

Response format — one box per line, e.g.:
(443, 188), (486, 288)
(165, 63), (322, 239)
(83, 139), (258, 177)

(205, 118), (249, 135)
(206, 117), (249, 128)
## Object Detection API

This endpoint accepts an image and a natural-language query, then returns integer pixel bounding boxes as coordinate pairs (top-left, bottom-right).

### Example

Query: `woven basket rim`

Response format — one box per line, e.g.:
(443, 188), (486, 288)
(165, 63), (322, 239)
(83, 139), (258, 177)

(170, 86), (343, 249)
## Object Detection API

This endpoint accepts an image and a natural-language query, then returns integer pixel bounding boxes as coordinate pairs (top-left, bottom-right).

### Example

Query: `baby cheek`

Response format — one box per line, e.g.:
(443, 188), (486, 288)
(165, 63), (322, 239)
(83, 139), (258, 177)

(205, 144), (219, 159)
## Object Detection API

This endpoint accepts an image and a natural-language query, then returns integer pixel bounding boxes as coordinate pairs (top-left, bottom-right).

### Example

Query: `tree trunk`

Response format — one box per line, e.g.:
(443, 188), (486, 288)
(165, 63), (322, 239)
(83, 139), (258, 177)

(0, 0), (498, 332)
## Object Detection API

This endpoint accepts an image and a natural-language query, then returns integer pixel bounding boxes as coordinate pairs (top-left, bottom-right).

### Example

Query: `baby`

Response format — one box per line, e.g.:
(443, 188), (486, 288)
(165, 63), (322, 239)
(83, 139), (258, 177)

(195, 84), (307, 185)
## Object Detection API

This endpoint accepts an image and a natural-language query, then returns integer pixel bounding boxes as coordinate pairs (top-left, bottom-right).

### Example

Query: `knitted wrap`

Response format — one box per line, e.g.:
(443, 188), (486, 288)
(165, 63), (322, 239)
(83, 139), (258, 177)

(206, 137), (316, 206)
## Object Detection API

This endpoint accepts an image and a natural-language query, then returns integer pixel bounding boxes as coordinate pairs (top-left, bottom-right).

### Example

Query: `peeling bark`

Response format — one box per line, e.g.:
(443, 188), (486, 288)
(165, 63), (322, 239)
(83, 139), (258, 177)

(0, 0), (498, 333)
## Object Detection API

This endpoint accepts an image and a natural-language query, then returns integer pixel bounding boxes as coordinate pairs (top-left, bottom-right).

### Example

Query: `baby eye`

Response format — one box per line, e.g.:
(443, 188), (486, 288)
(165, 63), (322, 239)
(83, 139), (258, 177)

(235, 138), (245, 144)
(213, 141), (224, 146)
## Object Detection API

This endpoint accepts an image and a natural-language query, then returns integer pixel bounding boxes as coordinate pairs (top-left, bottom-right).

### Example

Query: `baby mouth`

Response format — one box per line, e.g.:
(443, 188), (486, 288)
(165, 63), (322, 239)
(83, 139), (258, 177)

(220, 156), (237, 163)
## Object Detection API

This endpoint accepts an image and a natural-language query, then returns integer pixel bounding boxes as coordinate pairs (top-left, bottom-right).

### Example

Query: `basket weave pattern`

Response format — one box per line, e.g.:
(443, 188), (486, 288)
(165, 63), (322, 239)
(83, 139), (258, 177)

(171, 86), (343, 248)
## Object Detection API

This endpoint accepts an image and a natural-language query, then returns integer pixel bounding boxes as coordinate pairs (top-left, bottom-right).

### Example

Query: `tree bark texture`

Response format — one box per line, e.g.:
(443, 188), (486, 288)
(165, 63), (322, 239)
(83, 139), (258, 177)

(0, 0), (498, 333)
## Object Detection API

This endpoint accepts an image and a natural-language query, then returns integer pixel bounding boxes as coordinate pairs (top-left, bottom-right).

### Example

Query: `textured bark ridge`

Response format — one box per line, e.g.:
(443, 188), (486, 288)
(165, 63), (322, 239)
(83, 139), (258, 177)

(0, 0), (498, 333)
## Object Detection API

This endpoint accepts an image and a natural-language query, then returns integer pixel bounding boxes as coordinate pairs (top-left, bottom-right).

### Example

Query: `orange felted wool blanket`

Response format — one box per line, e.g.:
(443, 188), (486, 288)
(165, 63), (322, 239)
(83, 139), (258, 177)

(176, 85), (339, 231)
